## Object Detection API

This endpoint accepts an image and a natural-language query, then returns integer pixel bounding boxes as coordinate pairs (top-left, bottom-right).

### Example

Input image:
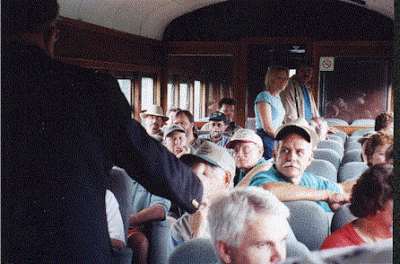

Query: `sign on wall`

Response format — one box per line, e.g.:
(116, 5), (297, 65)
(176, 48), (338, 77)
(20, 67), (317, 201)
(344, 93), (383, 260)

(320, 57), (335, 71)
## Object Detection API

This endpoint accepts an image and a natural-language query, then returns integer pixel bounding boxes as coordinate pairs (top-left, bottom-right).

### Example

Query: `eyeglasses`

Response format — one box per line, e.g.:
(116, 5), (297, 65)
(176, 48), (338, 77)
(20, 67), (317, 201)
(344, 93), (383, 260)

(232, 145), (254, 156)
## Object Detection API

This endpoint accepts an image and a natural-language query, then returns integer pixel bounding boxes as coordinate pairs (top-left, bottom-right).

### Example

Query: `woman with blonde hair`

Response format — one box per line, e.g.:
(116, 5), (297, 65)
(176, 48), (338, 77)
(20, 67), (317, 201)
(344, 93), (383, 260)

(254, 65), (289, 159)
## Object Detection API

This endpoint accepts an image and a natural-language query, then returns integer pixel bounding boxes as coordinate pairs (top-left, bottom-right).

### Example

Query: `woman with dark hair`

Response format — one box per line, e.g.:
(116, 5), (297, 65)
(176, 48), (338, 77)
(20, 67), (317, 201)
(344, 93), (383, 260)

(364, 132), (393, 166)
(254, 65), (289, 159)
(320, 164), (393, 250)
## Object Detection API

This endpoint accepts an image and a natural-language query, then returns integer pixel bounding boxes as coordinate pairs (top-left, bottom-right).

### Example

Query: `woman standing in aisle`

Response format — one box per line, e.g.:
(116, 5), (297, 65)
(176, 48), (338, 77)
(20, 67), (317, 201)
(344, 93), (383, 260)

(254, 66), (289, 159)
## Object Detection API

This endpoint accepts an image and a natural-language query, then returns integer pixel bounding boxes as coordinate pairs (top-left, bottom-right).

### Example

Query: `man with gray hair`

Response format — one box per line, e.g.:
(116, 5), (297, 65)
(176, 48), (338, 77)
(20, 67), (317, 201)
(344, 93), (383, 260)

(208, 187), (290, 264)
(249, 118), (355, 212)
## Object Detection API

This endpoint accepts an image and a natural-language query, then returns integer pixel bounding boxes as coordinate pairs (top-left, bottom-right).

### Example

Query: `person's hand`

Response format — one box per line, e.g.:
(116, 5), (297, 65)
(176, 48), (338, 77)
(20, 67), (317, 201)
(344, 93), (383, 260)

(189, 199), (210, 238)
(328, 126), (339, 133)
(176, 145), (191, 158)
(327, 193), (350, 212)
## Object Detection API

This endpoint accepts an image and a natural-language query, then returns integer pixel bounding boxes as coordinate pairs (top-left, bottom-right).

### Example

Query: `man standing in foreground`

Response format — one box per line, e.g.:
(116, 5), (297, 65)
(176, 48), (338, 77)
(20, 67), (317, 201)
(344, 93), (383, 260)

(2, 1), (202, 263)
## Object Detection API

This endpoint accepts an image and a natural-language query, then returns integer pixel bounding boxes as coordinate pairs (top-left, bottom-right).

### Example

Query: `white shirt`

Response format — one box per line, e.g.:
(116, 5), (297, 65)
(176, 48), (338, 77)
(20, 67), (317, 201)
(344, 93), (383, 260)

(105, 190), (125, 245)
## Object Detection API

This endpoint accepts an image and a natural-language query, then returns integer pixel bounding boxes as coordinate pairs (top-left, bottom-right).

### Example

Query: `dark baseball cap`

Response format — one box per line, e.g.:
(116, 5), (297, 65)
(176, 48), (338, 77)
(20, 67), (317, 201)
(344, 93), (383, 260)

(209, 111), (227, 124)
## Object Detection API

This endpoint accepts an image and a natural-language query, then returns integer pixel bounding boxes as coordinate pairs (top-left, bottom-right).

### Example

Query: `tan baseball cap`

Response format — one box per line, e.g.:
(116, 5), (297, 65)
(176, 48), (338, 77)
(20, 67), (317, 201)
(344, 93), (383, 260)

(140, 105), (169, 122)
(181, 141), (236, 177)
(276, 118), (319, 149)
(226, 129), (263, 149)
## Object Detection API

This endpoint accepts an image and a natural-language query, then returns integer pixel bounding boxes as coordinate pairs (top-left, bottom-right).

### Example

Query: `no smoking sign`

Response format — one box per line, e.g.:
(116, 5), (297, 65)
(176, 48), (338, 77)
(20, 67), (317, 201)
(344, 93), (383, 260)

(319, 57), (335, 71)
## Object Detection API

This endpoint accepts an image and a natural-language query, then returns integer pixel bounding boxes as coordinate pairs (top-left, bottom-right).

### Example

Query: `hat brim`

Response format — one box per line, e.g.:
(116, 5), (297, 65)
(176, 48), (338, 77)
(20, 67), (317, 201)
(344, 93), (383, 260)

(180, 154), (219, 169)
(226, 139), (255, 149)
(140, 113), (169, 122)
(164, 128), (186, 138)
(276, 125), (319, 149)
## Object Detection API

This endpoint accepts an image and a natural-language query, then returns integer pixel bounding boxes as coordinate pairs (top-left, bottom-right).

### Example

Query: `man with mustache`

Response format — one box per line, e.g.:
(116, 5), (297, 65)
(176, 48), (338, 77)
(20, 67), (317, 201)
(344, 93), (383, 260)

(140, 104), (168, 142)
(249, 118), (355, 212)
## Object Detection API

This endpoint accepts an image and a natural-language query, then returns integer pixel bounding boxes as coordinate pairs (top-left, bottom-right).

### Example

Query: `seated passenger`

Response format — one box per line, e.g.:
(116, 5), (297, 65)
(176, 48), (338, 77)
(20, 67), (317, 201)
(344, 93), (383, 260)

(163, 124), (194, 219)
(320, 164), (393, 250)
(109, 167), (171, 264)
(374, 112), (393, 134)
(165, 107), (181, 127)
(208, 187), (290, 264)
(140, 105), (169, 141)
(249, 118), (354, 212)
(201, 98), (242, 136)
(173, 109), (210, 150)
(163, 124), (193, 158)
(364, 132), (393, 167)
(106, 190), (125, 251)
(199, 111), (231, 148)
(171, 142), (235, 246)
(225, 129), (272, 187)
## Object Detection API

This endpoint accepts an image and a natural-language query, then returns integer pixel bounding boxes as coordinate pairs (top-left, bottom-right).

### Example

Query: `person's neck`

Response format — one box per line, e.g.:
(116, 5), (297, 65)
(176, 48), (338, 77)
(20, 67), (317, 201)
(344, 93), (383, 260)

(187, 132), (196, 144)
(354, 218), (392, 243)
(268, 88), (280, 98)
(275, 165), (299, 184)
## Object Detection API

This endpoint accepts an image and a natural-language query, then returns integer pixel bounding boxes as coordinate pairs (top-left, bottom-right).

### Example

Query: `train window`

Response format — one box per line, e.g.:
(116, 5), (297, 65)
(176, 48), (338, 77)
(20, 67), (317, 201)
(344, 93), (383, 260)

(319, 58), (390, 124)
(167, 82), (175, 109)
(141, 77), (154, 111)
(117, 79), (132, 105)
(193, 80), (202, 120)
(179, 82), (190, 110)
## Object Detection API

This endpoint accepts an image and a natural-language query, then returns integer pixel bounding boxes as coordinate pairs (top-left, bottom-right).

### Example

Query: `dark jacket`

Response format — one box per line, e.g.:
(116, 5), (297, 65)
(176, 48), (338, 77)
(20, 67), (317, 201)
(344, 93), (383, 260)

(2, 41), (202, 263)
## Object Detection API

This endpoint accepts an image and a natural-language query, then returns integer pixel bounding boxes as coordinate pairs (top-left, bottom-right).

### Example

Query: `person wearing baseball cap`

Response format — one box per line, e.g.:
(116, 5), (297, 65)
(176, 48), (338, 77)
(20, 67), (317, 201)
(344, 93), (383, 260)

(226, 129), (273, 187)
(171, 141), (235, 247)
(163, 124), (194, 158)
(249, 118), (356, 212)
(140, 104), (169, 141)
(199, 111), (231, 148)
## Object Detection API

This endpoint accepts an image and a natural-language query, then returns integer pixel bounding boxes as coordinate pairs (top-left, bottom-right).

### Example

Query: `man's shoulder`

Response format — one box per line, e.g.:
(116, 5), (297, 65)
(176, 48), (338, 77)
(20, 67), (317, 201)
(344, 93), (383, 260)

(249, 166), (281, 186)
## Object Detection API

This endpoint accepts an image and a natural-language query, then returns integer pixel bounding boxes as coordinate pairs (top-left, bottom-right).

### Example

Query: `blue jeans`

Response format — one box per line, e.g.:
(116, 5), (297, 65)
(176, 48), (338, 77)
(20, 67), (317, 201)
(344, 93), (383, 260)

(256, 129), (275, 160)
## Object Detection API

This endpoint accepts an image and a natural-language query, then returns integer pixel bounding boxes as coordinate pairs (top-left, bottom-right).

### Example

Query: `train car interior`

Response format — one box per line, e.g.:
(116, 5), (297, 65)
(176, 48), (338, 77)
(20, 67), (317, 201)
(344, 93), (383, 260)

(6, 0), (396, 263)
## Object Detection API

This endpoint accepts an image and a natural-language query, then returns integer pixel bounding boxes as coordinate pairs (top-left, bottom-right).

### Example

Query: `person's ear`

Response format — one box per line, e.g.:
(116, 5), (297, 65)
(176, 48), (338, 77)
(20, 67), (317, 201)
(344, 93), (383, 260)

(272, 148), (277, 162)
(216, 241), (233, 264)
(224, 171), (233, 188)
(306, 150), (314, 166)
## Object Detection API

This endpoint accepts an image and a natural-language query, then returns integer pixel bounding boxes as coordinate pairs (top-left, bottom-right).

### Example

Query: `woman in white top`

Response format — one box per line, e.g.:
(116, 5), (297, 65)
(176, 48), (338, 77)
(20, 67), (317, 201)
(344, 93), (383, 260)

(254, 66), (289, 159)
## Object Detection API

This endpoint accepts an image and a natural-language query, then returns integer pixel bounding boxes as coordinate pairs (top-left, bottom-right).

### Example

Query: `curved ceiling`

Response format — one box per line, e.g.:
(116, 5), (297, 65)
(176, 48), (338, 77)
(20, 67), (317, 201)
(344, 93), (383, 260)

(58, 0), (394, 40)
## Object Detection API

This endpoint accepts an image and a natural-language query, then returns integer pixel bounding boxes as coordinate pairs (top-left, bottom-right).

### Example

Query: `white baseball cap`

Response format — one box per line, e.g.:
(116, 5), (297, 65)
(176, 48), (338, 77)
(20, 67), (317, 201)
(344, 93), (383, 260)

(226, 129), (263, 149)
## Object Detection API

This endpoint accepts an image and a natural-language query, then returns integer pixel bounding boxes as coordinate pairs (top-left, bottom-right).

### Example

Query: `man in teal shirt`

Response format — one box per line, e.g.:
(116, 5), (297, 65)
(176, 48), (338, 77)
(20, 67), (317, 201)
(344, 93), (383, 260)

(249, 118), (355, 212)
